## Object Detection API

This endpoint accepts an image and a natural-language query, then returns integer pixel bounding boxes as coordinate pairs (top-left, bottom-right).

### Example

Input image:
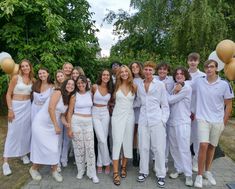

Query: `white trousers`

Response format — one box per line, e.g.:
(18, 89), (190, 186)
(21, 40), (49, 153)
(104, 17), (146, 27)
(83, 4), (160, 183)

(191, 119), (199, 161)
(92, 106), (111, 166)
(71, 115), (96, 178)
(139, 122), (166, 177)
(169, 124), (192, 176)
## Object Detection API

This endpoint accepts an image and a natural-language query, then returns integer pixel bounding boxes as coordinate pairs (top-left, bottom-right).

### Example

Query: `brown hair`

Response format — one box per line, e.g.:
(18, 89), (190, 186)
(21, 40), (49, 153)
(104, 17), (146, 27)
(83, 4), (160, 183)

(187, 52), (200, 61)
(60, 79), (75, 105)
(76, 75), (90, 92)
(156, 62), (171, 74)
(18, 59), (34, 81)
(144, 60), (157, 69)
(172, 67), (191, 82)
(129, 61), (144, 79)
(54, 70), (65, 89)
(96, 69), (114, 94)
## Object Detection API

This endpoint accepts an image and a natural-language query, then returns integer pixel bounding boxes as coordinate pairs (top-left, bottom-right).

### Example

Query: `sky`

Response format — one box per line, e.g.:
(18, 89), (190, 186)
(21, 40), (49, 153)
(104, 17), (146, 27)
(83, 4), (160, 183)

(87, 0), (132, 57)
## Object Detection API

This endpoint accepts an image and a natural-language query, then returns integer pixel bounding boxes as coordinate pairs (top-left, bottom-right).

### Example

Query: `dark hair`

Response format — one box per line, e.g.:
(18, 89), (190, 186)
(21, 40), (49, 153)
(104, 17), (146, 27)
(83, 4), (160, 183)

(110, 61), (122, 68)
(96, 69), (114, 94)
(60, 79), (75, 105)
(187, 52), (200, 61)
(204, 59), (218, 68)
(32, 68), (53, 93)
(172, 67), (191, 82)
(156, 62), (171, 74)
(76, 75), (90, 92)
(129, 61), (144, 79)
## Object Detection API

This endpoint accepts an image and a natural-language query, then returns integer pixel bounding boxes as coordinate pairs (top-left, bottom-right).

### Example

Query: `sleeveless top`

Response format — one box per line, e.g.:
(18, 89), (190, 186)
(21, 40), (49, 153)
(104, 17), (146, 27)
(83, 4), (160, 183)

(13, 75), (32, 95)
(33, 87), (53, 105)
(74, 91), (93, 114)
(93, 87), (111, 105)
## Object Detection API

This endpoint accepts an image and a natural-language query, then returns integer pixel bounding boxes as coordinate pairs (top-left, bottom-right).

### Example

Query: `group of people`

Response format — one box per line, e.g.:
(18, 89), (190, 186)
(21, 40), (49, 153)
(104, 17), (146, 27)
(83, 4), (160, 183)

(2, 52), (234, 188)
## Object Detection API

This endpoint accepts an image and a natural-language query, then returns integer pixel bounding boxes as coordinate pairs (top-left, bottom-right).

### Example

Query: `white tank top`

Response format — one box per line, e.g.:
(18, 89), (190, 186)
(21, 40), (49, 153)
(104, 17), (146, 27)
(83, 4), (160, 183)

(74, 91), (92, 114)
(13, 75), (32, 95)
(93, 87), (111, 105)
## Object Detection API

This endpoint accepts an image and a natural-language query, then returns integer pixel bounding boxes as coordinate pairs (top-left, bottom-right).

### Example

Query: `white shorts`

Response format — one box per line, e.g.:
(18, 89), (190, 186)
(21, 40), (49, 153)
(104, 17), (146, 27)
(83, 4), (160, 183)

(197, 119), (224, 147)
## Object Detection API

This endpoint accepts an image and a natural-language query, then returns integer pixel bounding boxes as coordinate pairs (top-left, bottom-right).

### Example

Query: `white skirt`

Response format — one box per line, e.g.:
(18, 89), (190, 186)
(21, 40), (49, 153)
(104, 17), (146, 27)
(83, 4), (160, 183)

(4, 100), (31, 157)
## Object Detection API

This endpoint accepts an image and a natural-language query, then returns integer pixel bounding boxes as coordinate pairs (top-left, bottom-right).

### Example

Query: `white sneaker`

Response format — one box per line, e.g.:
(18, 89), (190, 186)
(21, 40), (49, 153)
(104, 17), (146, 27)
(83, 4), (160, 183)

(21, 155), (30, 164)
(194, 175), (203, 188)
(192, 157), (198, 172)
(76, 172), (84, 179)
(2, 163), (12, 176)
(203, 171), (216, 185)
(92, 175), (99, 184)
(169, 172), (182, 179)
(52, 171), (63, 182)
(61, 162), (67, 167)
(29, 167), (42, 181)
(185, 176), (193, 186)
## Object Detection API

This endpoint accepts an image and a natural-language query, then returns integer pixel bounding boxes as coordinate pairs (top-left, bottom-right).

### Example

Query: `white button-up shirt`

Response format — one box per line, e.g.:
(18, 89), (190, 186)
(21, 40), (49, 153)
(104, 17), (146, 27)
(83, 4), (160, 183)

(154, 75), (175, 94)
(138, 78), (170, 127)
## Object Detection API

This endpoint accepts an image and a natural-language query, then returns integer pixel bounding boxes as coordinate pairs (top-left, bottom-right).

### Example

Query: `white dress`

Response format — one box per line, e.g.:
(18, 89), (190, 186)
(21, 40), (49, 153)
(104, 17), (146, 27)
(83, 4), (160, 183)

(30, 96), (68, 165)
(111, 90), (135, 160)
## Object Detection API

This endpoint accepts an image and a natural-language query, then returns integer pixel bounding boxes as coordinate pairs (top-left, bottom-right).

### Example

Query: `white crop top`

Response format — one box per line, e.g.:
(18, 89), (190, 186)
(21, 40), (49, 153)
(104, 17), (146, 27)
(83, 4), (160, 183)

(74, 91), (93, 114)
(13, 75), (32, 95)
(93, 88), (111, 105)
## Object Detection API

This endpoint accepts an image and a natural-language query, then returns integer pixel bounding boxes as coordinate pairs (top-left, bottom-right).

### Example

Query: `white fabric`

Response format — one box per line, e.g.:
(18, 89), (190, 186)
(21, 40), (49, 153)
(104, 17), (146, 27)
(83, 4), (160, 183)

(133, 77), (143, 124)
(13, 75), (32, 95)
(74, 92), (92, 114)
(93, 88), (111, 105)
(154, 75), (175, 94)
(92, 106), (111, 166)
(194, 77), (234, 122)
(4, 100), (31, 157)
(112, 90), (135, 160)
(30, 96), (68, 165)
(71, 115), (96, 178)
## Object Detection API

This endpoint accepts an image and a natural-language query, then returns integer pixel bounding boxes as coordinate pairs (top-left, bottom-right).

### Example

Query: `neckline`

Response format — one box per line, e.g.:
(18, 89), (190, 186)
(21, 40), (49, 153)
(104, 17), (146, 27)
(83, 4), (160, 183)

(97, 86), (109, 97)
(19, 75), (32, 86)
(119, 89), (131, 97)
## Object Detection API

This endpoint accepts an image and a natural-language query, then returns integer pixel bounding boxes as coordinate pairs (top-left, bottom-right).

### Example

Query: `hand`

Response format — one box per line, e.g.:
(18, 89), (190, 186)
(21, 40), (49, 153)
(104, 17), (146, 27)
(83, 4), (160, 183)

(54, 126), (61, 135)
(67, 129), (74, 138)
(173, 83), (182, 94)
(64, 122), (70, 128)
(8, 110), (15, 122)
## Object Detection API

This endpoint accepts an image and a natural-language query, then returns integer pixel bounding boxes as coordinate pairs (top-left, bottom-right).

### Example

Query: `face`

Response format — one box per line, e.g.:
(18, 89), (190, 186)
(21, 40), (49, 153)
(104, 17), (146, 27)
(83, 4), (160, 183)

(20, 61), (31, 75)
(72, 69), (79, 81)
(56, 72), (65, 84)
(175, 69), (186, 83)
(131, 63), (140, 75)
(63, 64), (73, 76)
(38, 69), (49, 82)
(112, 64), (120, 74)
(120, 67), (129, 80)
(157, 67), (168, 79)
(204, 62), (217, 77)
(101, 70), (110, 83)
(143, 66), (154, 79)
(65, 80), (75, 93)
(76, 79), (87, 92)
(188, 58), (199, 70)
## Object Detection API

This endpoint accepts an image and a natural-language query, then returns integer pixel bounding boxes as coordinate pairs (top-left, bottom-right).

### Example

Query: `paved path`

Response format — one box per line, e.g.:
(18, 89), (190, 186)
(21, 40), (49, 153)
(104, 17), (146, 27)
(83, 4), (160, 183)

(22, 156), (235, 189)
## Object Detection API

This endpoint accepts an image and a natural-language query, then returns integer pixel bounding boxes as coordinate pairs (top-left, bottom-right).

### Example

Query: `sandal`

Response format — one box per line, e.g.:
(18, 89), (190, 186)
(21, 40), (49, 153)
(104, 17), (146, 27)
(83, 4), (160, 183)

(113, 172), (121, 185)
(121, 166), (127, 178)
(104, 166), (110, 174)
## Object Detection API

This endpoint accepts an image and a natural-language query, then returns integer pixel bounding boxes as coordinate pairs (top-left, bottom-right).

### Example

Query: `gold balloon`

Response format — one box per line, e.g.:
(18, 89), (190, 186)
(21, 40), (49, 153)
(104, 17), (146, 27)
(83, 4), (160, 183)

(11, 63), (19, 76)
(0, 58), (15, 74)
(224, 58), (235, 80)
(216, 39), (235, 64)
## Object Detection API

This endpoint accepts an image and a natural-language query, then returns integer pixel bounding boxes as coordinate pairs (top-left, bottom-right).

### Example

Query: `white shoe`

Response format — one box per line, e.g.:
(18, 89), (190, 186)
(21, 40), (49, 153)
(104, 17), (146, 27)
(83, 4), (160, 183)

(194, 175), (203, 188)
(192, 157), (198, 172)
(203, 171), (216, 185)
(52, 171), (63, 182)
(2, 163), (12, 176)
(185, 176), (193, 186)
(21, 155), (30, 164)
(169, 172), (182, 179)
(92, 175), (99, 184)
(61, 162), (68, 167)
(76, 172), (84, 179)
(29, 167), (42, 181)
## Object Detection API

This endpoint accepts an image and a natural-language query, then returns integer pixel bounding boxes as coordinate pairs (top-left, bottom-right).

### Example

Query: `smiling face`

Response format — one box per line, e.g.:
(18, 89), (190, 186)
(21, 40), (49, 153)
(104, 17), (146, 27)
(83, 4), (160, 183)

(175, 69), (186, 83)
(76, 78), (87, 93)
(188, 58), (199, 70)
(65, 79), (75, 93)
(20, 61), (31, 75)
(63, 63), (73, 76)
(72, 69), (79, 81)
(131, 63), (140, 75)
(56, 72), (65, 84)
(38, 69), (49, 82)
(120, 66), (130, 81)
(157, 66), (168, 80)
(101, 70), (110, 83)
(204, 61), (217, 78)
(143, 66), (154, 80)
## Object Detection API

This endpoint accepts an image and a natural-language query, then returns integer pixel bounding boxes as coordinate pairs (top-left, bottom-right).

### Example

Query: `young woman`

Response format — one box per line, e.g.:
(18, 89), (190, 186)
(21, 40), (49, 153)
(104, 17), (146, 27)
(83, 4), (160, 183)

(62, 62), (73, 79)
(29, 79), (75, 182)
(71, 66), (85, 81)
(129, 61), (144, 167)
(2, 59), (34, 176)
(67, 75), (99, 183)
(31, 68), (53, 121)
(55, 70), (65, 89)
(111, 65), (137, 185)
(92, 69), (113, 174)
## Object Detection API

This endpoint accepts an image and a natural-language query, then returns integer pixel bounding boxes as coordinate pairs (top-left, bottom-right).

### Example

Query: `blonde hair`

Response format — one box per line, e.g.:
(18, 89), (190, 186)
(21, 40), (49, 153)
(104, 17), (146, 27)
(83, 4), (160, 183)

(18, 59), (34, 81)
(54, 69), (65, 89)
(144, 60), (156, 69)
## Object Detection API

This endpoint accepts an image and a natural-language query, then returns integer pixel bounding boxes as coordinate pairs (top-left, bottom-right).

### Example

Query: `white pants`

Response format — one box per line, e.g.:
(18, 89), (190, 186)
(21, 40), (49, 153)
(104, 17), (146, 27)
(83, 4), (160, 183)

(165, 123), (170, 164)
(191, 119), (199, 162)
(139, 122), (166, 177)
(71, 115), (96, 178)
(92, 106), (111, 166)
(169, 124), (192, 177)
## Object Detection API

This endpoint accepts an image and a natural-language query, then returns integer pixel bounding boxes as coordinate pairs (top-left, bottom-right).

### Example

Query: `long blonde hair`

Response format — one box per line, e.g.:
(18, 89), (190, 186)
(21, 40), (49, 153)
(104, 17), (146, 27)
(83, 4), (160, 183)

(113, 65), (135, 97)
(18, 59), (34, 81)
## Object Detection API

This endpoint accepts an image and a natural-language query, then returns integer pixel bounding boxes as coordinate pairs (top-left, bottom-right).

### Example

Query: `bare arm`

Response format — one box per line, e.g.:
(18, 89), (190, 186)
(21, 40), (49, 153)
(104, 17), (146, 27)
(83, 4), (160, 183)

(224, 99), (233, 126)
(66, 95), (75, 138)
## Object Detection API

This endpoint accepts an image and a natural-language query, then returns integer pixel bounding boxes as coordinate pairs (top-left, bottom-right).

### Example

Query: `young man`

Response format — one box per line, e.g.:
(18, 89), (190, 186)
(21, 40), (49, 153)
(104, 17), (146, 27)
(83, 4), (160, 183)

(137, 61), (169, 188)
(187, 53), (206, 172)
(110, 61), (122, 84)
(194, 60), (234, 188)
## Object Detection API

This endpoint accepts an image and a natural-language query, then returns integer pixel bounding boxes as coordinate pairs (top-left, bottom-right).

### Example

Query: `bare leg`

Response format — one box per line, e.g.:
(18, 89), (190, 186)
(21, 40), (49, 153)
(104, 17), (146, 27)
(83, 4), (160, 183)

(113, 160), (120, 185)
(205, 144), (215, 171)
(198, 143), (208, 176)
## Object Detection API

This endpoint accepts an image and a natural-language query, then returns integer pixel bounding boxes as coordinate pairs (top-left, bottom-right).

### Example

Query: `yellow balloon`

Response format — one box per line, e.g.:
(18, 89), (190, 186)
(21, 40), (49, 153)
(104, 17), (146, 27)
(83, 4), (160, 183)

(216, 39), (235, 64)
(11, 63), (19, 76)
(0, 58), (15, 74)
(224, 58), (235, 80)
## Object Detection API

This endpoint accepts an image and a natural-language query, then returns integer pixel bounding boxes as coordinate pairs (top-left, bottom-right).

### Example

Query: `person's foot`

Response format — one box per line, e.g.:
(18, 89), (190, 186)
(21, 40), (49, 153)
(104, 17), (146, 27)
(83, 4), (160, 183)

(169, 172), (182, 179)
(91, 175), (99, 184)
(194, 175), (203, 188)
(104, 166), (110, 174)
(61, 162), (68, 168)
(157, 177), (165, 188)
(203, 171), (216, 185)
(21, 155), (30, 164)
(2, 162), (12, 176)
(76, 172), (84, 179)
(185, 176), (193, 186)
(52, 171), (63, 182)
(113, 172), (121, 185)
(97, 166), (102, 174)
(29, 167), (42, 181)
(137, 173), (148, 182)
(120, 166), (127, 178)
